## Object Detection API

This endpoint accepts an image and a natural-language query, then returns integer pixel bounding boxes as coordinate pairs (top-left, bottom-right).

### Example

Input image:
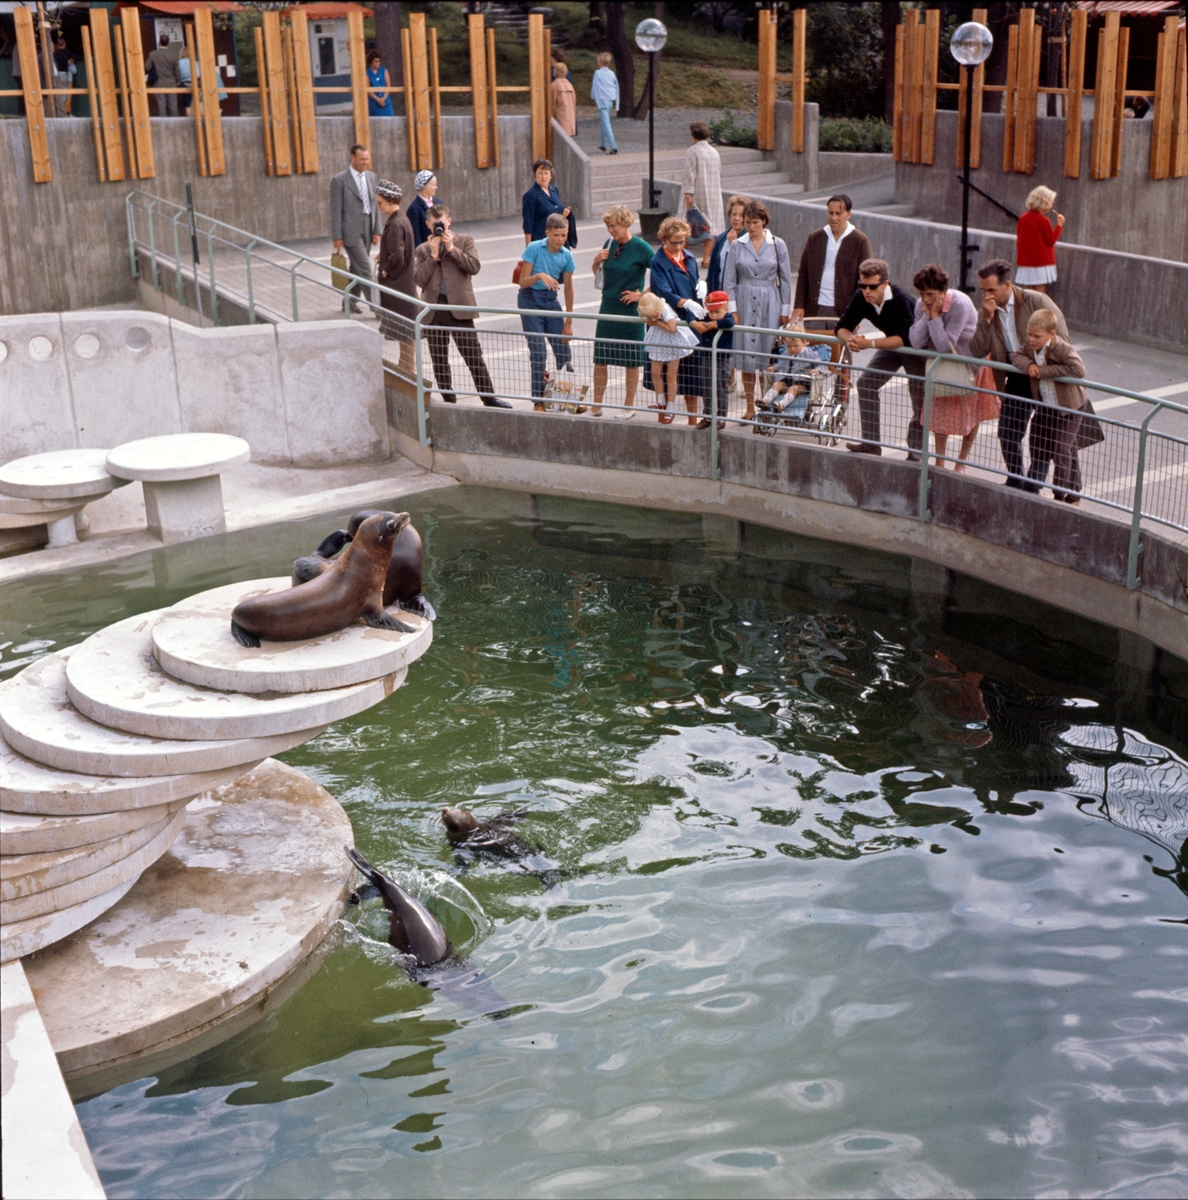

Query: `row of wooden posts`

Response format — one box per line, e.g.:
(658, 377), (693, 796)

(7, 6), (559, 185)
(888, 7), (1187, 182)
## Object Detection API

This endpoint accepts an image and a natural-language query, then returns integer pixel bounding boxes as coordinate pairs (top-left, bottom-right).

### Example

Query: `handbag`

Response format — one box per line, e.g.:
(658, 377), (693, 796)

(330, 250), (350, 291)
(512, 261), (524, 286)
(686, 205), (712, 244)
(1076, 397), (1105, 449)
(930, 356), (975, 394)
(566, 211), (578, 250)
(593, 239), (611, 291)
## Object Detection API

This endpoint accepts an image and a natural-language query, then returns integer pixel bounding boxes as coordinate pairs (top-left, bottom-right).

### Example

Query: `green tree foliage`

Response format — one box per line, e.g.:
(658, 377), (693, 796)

(802, 2), (886, 120)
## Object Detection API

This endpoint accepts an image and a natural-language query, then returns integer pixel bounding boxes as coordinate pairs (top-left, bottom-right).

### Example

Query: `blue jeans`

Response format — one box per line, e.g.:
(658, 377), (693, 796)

(598, 105), (616, 151)
(519, 289), (572, 398)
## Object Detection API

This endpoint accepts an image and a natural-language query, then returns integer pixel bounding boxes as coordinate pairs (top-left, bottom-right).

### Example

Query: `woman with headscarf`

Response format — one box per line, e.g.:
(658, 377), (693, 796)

(406, 170), (438, 247)
(375, 179), (418, 373)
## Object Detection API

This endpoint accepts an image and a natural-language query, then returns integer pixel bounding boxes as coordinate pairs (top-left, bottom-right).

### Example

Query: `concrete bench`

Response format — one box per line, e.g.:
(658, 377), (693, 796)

(105, 433), (250, 545)
(0, 449), (125, 548)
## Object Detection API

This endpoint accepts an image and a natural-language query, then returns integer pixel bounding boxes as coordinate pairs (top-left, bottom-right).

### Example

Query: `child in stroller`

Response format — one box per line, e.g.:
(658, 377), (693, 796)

(755, 328), (832, 435)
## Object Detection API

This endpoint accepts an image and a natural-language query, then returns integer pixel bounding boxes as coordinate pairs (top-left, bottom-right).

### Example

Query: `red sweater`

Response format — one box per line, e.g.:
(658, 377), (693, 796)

(1016, 209), (1061, 267)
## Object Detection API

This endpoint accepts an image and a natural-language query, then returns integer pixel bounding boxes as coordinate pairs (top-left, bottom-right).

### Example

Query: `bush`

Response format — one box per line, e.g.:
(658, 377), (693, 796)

(709, 111), (759, 149)
(819, 117), (893, 154)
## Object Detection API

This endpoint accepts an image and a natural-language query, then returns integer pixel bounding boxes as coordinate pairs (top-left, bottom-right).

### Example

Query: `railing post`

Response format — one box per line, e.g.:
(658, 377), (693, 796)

(246, 239), (257, 324)
(125, 192), (139, 279)
(1126, 403), (1160, 589)
(172, 213), (184, 306)
(147, 199), (161, 293)
(415, 305), (429, 448)
(710, 329), (722, 481)
(206, 228), (218, 325)
(291, 262), (299, 322)
(916, 353), (940, 522)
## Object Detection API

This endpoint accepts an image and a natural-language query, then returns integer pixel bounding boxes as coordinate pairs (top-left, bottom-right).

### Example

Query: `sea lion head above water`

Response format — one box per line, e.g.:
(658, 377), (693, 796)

(441, 807), (480, 838)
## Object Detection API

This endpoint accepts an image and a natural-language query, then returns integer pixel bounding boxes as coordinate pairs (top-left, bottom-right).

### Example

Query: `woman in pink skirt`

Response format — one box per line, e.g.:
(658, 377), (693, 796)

(909, 263), (998, 472)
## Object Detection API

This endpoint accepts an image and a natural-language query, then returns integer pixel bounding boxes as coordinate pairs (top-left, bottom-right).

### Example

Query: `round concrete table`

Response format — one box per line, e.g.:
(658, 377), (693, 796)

(105, 433), (250, 545)
(0, 449), (124, 547)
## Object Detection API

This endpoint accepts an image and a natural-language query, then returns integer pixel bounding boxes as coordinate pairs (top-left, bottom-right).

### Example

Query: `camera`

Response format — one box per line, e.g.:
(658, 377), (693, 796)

(432, 222), (445, 237)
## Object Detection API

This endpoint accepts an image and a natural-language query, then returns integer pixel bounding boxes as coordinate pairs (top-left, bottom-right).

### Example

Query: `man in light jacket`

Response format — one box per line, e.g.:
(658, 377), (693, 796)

(591, 54), (619, 155)
(330, 144), (382, 312)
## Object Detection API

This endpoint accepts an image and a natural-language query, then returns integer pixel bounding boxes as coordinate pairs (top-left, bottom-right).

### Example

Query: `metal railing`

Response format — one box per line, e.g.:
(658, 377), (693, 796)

(126, 190), (1188, 592)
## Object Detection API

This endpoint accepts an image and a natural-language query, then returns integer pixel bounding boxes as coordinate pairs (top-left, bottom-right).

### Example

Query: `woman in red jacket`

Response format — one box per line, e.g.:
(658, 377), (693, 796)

(1015, 185), (1064, 294)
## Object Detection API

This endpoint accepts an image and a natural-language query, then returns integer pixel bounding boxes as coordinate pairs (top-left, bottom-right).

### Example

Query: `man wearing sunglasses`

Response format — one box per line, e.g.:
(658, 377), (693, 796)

(835, 258), (924, 457)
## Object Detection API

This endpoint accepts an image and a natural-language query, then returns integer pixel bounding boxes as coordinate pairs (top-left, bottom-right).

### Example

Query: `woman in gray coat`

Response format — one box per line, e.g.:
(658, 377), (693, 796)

(723, 200), (793, 422)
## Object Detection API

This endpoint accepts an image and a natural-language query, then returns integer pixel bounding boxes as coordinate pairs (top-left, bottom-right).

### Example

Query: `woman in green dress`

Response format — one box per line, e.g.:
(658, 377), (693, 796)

(591, 205), (653, 417)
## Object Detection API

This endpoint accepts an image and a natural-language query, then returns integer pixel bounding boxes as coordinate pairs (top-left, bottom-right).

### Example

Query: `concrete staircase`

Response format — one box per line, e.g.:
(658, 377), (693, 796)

(591, 147), (805, 215)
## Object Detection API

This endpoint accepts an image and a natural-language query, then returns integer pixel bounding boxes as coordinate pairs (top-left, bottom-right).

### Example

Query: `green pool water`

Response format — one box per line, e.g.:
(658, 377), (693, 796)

(3, 487), (1186, 1200)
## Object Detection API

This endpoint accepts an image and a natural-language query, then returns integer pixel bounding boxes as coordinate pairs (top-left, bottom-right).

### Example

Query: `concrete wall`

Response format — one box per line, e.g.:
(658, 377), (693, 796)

(773, 100), (820, 192)
(0, 310), (388, 467)
(653, 179), (1188, 350)
(896, 111), (1188, 263)
(819, 152), (894, 189)
(550, 119), (592, 221)
(0, 114), (535, 316)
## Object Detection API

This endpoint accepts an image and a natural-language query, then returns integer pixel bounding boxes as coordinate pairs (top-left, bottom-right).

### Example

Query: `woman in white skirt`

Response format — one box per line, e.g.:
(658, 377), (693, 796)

(639, 292), (700, 425)
(1015, 185), (1064, 294)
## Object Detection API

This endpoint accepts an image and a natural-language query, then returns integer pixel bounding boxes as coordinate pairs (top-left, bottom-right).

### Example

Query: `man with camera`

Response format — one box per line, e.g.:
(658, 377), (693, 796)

(413, 206), (510, 408)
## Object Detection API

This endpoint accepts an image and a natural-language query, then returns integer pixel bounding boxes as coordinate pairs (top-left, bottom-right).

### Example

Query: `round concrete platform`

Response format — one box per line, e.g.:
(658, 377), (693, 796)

(23, 759), (355, 1085)
(0, 654), (328, 778)
(152, 577), (434, 694)
(1, 733), (262, 815)
(0, 494), (95, 515)
(1, 877), (138, 965)
(1, 799), (188, 857)
(2, 806), (188, 923)
(66, 610), (407, 741)
(105, 433), (250, 483)
(0, 449), (123, 501)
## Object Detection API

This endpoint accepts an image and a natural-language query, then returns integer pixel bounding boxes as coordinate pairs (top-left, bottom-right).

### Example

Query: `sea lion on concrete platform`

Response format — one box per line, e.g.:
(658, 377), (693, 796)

(293, 511), (436, 621)
(231, 512), (416, 648)
(345, 846), (450, 966)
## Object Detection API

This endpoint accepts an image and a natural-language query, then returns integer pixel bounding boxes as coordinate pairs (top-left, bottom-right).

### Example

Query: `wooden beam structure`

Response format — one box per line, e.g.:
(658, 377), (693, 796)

(89, 9), (126, 182)
(184, 22), (207, 176)
(13, 5), (50, 182)
(469, 14), (491, 169)
(892, 24), (903, 161)
(528, 12), (547, 163)
(289, 11), (319, 174)
(120, 7), (154, 178)
(1110, 25), (1130, 178)
(1002, 23), (1019, 171)
(348, 8), (369, 151)
(1172, 25), (1188, 178)
(112, 24), (138, 180)
(791, 7), (806, 154)
(920, 8), (940, 165)
(1090, 12), (1120, 179)
(1064, 8), (1087, 177)
(487, 26), (501, 168)
(254, 25), (274, 176)
(261, 13), (291, 174)
(80, 26), (106, 182)
(1151, 15), (1178, 180)
(408, 11), (432, 170)
(193, 6), (224, 175)
(757, 8), (776, 152)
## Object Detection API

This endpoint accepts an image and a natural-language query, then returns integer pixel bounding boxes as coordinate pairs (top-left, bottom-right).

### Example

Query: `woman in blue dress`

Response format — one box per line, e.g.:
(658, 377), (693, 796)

(366, 52), (394, 118)
(522, 159), (571, 245)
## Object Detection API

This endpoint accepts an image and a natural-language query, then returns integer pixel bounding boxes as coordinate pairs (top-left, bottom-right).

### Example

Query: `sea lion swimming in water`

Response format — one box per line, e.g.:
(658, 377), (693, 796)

(292, 511), (436, 621)
(345, 846), (450, 966)
(441, 807), (548, 867)
(231, 511), (416, 648)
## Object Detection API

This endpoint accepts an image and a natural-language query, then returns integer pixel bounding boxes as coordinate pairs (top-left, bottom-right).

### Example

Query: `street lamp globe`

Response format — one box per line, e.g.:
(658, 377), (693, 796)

(950, 21), (993, 67)
(635, 18), (668, 54)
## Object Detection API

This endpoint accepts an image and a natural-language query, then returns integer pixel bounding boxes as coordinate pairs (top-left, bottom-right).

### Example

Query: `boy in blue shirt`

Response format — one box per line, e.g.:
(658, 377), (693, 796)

(517, 213), (577, 407)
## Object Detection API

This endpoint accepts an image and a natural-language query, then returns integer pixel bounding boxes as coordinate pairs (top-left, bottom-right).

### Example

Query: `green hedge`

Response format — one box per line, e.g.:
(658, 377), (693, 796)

(709, 111), (759, 149)
(819, 118), (893, 154)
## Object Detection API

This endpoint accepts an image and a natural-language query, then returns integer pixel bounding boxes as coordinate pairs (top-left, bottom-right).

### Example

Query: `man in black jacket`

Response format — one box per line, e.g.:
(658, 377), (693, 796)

(836, 258), (925, 457)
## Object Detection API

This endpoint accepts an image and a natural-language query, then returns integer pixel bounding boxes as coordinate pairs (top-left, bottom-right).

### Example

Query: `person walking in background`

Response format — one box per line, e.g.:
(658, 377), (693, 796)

(968, 258), (1069, 489)
(591, 53), (619, 155)
(723, 200), (793, 423)
(551, 62), (577, 138)
(366, 51), (394, 118)
(552, 47), (572, 84)
(522, 159), (570, 245)
(1015, 186), (1064, 294)
(406, 171), (438, 247)
(908, 263), (989, 473)
(682, 122), (724, 269)
(145, 33), (179, 117)
(414, 205), (509, 409)
(1010, 309), (1087, 503)
(591, 205), (652, 418)
(792, 194), (872, 323)
(835, 258), (922, 456)
(52, 34), (75, 117)
(375, 179), (417, 372)
(330, 144), (382, 313)
(176, 45), (192, 115)
(706, 195), (748, 294)
(518, 213), (576, 408)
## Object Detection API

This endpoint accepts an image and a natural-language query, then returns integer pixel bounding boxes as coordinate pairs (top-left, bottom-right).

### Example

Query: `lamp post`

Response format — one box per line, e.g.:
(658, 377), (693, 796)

(950, 21), (993, 293)
(635, 17), (668, 243)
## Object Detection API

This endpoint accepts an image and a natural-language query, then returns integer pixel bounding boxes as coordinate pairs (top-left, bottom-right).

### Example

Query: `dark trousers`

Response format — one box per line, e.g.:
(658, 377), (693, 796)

(1028, 406), (1083, 498)
(426, 312), (496, 404)
(342, 237), (373, 307)
(697, 349), (732, 417)
(855, 349), (926, 448)
(998, 372), (1038, 489)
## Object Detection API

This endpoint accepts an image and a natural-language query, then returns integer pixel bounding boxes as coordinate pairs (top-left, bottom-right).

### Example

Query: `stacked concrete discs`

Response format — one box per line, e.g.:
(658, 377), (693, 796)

(1, 577), (433, 963)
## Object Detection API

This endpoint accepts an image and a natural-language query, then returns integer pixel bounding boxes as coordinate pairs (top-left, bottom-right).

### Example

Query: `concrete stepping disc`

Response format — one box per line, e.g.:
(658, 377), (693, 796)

(152, 577), (434, 694)
(1, 877), (138, 965)
(0, 654), (328, 778)
(1, 800), (188, 857)
(0, 494), (105, 515)
(1, 732), (261, 815)
(2, 810), (176, 898)
(1, 806), (187, 923)
(0, 449), (123, 500)
(105, 433), (250, 483)
(24, 759), (354, 1083)
(66, 610), (406, 741)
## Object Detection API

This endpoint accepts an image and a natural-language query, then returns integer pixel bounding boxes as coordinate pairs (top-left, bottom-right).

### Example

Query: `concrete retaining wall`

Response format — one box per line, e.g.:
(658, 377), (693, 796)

(653, 179), (1188, 350)
(773, 100), (820, 193)
(819, 152), (894, 189)
(550, 119), (592, 221)
(0, 114), (535, 316)
(896, 111), (1188, 263)
(0, 310), (388, 467)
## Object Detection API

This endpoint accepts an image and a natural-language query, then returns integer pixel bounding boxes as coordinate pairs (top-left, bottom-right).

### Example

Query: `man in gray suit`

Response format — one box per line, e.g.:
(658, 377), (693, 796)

(331, 144), (382, 312)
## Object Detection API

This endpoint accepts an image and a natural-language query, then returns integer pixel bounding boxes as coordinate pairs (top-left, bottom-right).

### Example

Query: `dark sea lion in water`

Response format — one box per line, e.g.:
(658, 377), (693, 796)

(345, 846), (450, 966)
(231, 512), (415, 648)
(441, 807), (546, 865)
(292, 511), (436, 621)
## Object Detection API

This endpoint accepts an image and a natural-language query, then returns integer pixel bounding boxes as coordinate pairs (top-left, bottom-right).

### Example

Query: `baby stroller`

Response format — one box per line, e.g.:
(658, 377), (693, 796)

(754, 318), (850, 444)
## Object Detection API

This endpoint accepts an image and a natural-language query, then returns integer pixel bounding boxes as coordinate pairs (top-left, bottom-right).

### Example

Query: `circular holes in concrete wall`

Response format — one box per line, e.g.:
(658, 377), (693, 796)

(28, 336), (54, 361)
(74, 334), (101, 359)
(125, 327), (150, 351)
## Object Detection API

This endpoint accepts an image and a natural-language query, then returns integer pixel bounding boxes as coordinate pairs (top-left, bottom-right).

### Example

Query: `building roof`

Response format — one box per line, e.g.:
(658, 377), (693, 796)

(282, 4), (374, 16)
(113, 2), (245, 13)
(1075, 1), (1181, 14)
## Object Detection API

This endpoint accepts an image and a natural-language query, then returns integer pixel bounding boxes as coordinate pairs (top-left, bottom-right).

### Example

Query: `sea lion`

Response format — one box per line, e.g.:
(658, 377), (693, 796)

(292, 511), (436, 621)
(441, 807), (539, 861)
(231, 511), (415, 648)
(345, 846), (450, 966)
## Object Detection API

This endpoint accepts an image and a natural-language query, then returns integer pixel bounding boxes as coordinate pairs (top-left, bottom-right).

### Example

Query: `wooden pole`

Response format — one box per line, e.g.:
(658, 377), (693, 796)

(469, 14), (491, 169)
(348, 8), (369, 150)
(408, 12), (432, 169)
(892, 23), (903, 161)
(488, 26), (500, 167)
(791, 8), (806, 154)
(1172, 26), (1188, 178)
(113, 24), (138, 181)
(261, 13), (290, 175)
(528, 12), (546, 162)
(89, 9), (126, 182)
(81, 25), (106, 182)
(757, 8), (775, 152)
(1110, 25), (1129, 178)
(401, 25), (416, 171)
(289, 9), (319, 173)
(185, 22), (207, 177)
(193, 6), (224, 174)
(14, 6), (50, 182)
(36, 1), (54, 120)
(1064, 8), (1086, 177)
(282, 21), (302, 174)
(430, 25), (444, 169)
(544, 26), (553, 161)
(1150, 15), (1178, 180)
(254, 26), (274, 176)
(1090, 12), (1120, 179)
(1012, 7), (1034, 173)
(1002, 23), (1018, 171)
(901, 10), (921, 163)
(920, 7), (940, 164)
(120, 7), (154, 179)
